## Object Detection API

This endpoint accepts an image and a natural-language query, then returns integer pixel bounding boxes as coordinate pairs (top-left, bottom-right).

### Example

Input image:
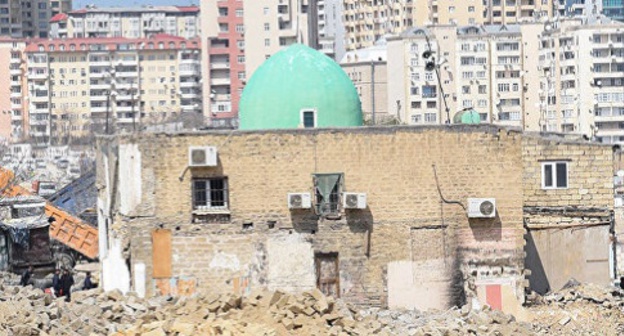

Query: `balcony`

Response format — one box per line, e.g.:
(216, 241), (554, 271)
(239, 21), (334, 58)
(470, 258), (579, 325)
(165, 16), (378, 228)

(88, 60), (111, 67)
(10, 68), (21, 76)
(90, 106), (107, 113)
(10, 91), (22, 98)
(210, 77), (231, 86)
(11, 103), (21, 109)
(180, 69), (198, 77)
(115, 71), (138, 78)
(31, 95), (48, 102)
(210, 62), (230, 70)
(181, 92), (200, 99)
(180, 81), (199, 87)
(90, 95), (108, 102)
(29, 72), (47, 80)
(91, 82), (112, 90)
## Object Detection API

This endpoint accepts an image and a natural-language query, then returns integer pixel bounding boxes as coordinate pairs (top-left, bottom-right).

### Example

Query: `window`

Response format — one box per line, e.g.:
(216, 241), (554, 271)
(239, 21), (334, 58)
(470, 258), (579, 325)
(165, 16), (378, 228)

(192, 178), (229, 211)
(264, 38), (270, 47)
(235, 9), (244, 17)
(542, 161), (568, 189)
(237, 55), (245, 63)
(314, 173), (342, 217)
(478, 85), (487, 94)
(264, 23), (270, 31)
(301, 109), (316, 128)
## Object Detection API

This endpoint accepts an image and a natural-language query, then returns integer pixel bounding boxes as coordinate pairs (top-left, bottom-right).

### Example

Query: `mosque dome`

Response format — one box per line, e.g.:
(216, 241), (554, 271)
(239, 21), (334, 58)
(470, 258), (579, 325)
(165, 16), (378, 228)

(239, 44), (363, 130)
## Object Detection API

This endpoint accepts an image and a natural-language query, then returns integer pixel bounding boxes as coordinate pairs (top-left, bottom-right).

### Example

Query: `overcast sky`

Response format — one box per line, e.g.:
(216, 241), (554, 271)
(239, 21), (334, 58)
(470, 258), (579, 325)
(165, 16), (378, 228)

(74, 0), (199, 9)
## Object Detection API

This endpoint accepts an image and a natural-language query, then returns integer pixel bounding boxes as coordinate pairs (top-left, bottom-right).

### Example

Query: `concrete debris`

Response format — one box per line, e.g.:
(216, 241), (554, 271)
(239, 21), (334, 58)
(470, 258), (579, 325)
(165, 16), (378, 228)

(0, 273), (623, 335)
(529, 282), (624, 335)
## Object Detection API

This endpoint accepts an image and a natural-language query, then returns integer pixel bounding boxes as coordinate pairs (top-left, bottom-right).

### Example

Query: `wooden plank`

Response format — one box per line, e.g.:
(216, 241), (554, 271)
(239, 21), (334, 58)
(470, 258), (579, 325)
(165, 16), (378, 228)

(152, 229), (172, 278)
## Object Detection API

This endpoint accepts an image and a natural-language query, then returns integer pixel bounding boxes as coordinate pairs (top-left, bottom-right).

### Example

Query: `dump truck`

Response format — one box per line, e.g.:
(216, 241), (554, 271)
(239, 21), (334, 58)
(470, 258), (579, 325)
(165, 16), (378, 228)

(0, 167), (98, 265)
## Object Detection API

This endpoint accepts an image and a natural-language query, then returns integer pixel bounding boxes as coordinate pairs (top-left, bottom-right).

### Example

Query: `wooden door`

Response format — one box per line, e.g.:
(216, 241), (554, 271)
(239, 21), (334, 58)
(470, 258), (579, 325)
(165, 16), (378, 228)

(315, 252), (339, 298)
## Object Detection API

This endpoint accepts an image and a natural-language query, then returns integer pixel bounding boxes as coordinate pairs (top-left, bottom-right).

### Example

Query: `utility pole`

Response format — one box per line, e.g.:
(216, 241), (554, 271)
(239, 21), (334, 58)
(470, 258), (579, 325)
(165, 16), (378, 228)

(423, 33), (451, 124)
(105, 91), (110, 135)
(371, 60), (376, 125)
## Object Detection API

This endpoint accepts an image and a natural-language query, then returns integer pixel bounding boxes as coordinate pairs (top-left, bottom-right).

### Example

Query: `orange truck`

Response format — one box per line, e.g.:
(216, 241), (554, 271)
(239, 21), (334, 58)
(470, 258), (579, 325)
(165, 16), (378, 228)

(0, 168), (98, 260)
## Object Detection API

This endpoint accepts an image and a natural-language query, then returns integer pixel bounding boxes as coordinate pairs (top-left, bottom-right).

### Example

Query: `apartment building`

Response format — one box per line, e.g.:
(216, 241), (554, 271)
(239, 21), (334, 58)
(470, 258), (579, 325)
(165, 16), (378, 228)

(342, 0), (553, 51)
(386, 23), (542, 128)
(243, 0), (318, 78)
(341, 37), (388, 123)
(23, 35), (202, 146)
(565, 0), (602, 16)
(603, 0), (624, 22)
(316, 0), (346, 61)
(0, 0), (70, 38)
(537, 16), (624, 143)
(49, 5), (200, 39)
(200, 0), (245, 127)
(0, 38), (26, 142)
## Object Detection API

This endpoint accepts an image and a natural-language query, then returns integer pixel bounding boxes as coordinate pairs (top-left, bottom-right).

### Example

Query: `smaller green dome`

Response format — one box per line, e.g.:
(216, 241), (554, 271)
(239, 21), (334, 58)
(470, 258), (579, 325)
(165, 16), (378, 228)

(239, 44), (363, 130)
(453, 108), (481, 124)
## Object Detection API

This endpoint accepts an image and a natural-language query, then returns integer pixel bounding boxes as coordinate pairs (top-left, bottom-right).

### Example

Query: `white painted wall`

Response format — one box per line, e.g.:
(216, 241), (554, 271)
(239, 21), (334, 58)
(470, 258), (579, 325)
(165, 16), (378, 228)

(388, 259), (451, 311)
(118, 144), (142, 216)
(102, 239), (131, 294)
(267, 234), (316, 293)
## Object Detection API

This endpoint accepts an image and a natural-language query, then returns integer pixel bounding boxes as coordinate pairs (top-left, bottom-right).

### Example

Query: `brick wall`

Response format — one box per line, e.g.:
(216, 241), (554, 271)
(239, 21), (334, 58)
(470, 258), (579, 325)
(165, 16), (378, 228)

(99, 125), (535, 307)
(522, 135), (614, 293)
(522, 135), (613, 209)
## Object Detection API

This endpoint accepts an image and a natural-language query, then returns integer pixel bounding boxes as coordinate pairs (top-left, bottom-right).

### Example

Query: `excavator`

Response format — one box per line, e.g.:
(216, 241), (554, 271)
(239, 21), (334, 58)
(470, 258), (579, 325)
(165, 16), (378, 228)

(0, 167), (98, 269)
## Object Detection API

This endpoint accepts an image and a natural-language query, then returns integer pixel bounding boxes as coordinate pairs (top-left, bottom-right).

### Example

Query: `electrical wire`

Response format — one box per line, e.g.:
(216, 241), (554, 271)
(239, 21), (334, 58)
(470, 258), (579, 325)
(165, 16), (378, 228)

(432, 164), (466, 211)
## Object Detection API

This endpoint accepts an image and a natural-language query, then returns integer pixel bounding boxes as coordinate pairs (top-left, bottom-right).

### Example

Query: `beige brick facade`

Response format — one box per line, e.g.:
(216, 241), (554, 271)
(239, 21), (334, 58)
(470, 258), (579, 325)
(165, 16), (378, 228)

(97, 125), (614, 308)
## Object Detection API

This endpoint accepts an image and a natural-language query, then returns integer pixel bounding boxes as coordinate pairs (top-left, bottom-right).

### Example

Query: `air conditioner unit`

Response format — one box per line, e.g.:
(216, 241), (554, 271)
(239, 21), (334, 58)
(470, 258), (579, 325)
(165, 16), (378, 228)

(188, 146), (217, 167)
(343, 192), (367, 209)
(288, 193), (311, 209)
(467, 198), (496, 218)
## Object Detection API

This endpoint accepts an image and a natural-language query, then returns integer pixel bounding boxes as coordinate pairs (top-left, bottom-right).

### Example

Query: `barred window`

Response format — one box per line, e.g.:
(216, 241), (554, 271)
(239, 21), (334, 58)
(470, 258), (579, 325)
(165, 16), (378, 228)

(192, 178), (228, 211)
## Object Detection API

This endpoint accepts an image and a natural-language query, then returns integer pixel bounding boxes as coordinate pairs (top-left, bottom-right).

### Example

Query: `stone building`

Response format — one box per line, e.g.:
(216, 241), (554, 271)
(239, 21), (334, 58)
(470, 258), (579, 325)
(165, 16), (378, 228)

(95, 125), (614, 311)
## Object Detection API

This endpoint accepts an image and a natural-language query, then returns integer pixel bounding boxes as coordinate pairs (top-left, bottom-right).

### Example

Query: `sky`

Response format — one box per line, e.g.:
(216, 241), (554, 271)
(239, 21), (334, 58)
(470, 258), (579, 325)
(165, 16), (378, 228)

(73, 0), (199, 9)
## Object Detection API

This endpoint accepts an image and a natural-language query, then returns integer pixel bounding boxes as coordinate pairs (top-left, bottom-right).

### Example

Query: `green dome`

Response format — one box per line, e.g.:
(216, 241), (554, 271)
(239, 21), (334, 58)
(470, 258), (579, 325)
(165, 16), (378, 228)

(453, 108), (481, 124)
(239, 44), (363, 130)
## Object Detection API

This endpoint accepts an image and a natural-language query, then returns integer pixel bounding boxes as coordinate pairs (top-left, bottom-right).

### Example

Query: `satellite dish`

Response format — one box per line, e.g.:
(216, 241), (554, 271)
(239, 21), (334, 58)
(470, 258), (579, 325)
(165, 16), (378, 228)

(422, 50), (432, 59)
(617, 170), (624, 177)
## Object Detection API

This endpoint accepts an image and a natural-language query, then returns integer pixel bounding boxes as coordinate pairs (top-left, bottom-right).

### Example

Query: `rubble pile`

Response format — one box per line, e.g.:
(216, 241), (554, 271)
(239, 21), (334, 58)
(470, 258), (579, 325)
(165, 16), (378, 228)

(528, 282), (624, 335)
(1, 273), (624, 335)
(0, 280), (536, 336)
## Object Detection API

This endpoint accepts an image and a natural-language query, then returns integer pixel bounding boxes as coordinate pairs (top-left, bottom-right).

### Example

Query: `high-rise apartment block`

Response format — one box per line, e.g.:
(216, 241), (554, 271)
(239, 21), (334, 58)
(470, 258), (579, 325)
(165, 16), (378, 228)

(343, 0), (554, 51)
(537, 16), (624, 143)
(49, 6), (200, 39)
(200, 0), (245, 127)
(386, 23), (543, 128)
(0, 38), (27, 143)
(0, 0), (71, 38)
(22, 36), (201, 145)
(602, 0), (624, 21)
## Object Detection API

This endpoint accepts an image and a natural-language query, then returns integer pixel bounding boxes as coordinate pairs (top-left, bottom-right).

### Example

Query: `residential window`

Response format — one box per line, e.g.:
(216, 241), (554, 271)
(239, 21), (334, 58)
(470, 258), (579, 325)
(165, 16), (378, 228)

(462, 86), (470, 94)
(264, 23), (270, 31)
(314, 173), (342, 217)
(542, 161), (568, 189)
(301, 109), (316, 128)
(192, 178), (229, 211)
(236, 9), (244, 17)
(264, 38), (270, 47)
(236, 24), (244, 33)
(468, 6), (475, 12)
(478, 85), (487, 94)
(237, 55), (245, 63)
